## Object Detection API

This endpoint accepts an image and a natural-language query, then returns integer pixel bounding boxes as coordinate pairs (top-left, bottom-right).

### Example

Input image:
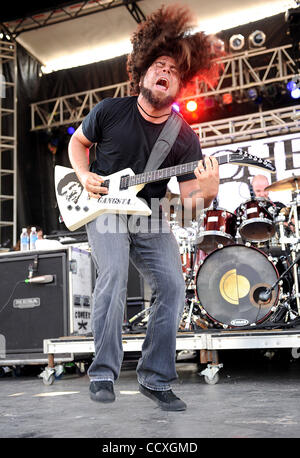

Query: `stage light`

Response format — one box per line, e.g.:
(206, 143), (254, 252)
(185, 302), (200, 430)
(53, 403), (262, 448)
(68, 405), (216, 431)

(262, 84), (281, 102)
(186, 100), (198, 112)
(210, 38), (225, 56)
(67, 126), (75, 135)
(287, 76), (300, 93)
(291, 88), (300, 99)
(222, 93), (233, 105)
(287, 76), (300, 99)
(247, 88), (258, 100)
(287, 80), (297, 92)
(0, 31), (11, 42)
(229, 34), (245, 51)
(247, 88), (263, 104)
(248, 30), (266, 48)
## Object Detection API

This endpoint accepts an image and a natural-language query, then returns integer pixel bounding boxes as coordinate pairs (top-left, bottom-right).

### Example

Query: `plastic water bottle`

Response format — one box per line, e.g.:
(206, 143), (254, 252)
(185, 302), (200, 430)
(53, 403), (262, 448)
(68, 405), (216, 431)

(29, 227), (38, 250)
(20, 227), (29, 251)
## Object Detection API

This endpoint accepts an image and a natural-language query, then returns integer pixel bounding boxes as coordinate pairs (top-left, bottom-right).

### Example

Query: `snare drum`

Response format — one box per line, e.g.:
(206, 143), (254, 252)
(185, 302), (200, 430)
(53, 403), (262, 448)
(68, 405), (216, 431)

(236, 198), (275, 242)
(196, 208), (237, 253)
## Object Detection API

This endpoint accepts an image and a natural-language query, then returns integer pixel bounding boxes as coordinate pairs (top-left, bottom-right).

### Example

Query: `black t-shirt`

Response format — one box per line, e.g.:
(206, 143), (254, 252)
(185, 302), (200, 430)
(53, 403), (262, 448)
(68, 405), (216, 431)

(82, 96), (202, 205)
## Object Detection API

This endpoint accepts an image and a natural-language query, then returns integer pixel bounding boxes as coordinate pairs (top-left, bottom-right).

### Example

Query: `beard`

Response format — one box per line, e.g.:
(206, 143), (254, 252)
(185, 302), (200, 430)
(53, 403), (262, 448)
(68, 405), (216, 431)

(140, 84), (177, 110)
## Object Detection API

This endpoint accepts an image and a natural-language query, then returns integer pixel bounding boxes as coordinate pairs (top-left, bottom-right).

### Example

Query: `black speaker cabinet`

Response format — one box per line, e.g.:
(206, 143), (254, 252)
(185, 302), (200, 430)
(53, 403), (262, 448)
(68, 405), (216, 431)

(125, 261), (151, 321)
(0, 246), (94, 356)
(127, 260), (145, 301)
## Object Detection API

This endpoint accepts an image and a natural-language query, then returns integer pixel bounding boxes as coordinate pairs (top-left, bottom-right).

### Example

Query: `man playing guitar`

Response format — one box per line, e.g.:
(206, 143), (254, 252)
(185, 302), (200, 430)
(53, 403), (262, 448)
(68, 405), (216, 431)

(68, 5), (219, 411)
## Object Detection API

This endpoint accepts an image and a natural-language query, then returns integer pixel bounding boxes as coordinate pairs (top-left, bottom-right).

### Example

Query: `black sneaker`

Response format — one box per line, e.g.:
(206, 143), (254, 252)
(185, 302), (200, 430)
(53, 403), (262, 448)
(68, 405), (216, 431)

(89, 381), (115, 403)
(139, 384), (186, 411)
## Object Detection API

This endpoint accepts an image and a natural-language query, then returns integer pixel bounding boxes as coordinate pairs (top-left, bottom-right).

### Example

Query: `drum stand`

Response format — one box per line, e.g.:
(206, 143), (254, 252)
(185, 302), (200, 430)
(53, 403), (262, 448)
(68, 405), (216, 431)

(181, 247), (196, 330)
(279, 189), (300, 315)
(184, 297), (197, 330)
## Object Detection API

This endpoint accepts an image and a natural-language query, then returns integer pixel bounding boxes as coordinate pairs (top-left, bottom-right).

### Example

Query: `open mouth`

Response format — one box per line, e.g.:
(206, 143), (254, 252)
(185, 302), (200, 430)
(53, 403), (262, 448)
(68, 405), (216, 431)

(155, 77), (169, 90)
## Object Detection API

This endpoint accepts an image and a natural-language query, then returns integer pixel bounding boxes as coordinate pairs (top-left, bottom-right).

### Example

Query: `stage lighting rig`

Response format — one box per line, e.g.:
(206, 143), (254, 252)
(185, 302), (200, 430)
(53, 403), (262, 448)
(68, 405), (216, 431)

(186, 100), (198, 112)
(229, 34), (245, 51)
(289, 75), (300, 89)
(287, 75), (300, 99)
(248, 30), (266, 48)
(0, 30), (12, 41)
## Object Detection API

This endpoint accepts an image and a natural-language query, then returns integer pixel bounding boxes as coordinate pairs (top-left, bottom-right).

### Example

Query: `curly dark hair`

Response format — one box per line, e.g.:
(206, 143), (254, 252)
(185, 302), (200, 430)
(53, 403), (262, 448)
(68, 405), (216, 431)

(127, 4), (217, 95)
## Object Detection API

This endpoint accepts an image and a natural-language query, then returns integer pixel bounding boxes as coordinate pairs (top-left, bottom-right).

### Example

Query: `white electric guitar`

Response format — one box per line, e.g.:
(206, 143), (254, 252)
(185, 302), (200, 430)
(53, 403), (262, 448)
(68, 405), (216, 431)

(55, 148), (276, 231)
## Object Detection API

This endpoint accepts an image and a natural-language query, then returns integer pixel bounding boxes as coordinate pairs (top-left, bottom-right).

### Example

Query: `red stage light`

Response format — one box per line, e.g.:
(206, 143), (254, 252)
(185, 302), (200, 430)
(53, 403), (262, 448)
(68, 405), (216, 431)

(222, 93), (233, 105)
(186, 100), (198, 112)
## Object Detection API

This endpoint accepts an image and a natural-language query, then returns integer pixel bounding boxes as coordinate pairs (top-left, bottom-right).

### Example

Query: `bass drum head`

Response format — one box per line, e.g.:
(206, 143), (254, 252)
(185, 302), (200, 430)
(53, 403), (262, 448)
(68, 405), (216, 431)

(196, 245), (279, 328)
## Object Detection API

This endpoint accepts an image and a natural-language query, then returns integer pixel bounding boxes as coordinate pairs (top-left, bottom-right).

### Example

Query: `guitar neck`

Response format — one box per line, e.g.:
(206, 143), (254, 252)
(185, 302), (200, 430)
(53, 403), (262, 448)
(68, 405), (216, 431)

(127, 154), (229, 187)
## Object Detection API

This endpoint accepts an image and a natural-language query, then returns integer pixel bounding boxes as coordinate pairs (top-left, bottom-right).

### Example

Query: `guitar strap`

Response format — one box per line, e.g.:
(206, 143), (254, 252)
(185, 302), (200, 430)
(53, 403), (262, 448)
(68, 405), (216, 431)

(143, 110), (183, 173)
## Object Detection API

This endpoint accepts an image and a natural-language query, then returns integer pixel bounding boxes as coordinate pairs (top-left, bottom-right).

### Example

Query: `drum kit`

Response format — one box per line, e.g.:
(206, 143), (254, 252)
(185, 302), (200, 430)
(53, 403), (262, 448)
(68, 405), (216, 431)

(172, 175), (300, 331)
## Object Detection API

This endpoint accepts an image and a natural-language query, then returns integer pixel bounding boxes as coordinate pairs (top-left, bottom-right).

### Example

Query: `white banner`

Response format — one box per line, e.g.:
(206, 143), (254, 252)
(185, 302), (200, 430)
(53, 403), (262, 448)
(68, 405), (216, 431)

(169, 131), (300, 214)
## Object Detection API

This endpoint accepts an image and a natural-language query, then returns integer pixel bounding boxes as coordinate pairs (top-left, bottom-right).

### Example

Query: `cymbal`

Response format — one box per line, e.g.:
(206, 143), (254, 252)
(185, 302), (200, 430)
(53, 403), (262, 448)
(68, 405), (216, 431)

(279, 206), (291, 217)
(265, 175), (300, 192)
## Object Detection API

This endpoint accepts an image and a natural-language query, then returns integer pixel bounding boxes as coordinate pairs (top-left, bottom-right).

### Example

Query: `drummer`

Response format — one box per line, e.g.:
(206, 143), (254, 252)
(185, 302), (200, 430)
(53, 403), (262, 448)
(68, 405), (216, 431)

(251, 174), (285, 214)
(250, 175), (290, 252)
(252, 174), (270, 198)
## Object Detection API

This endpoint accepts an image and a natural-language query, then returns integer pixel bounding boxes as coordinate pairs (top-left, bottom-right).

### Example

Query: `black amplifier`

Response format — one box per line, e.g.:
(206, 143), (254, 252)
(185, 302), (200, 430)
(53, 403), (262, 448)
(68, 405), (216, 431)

(0, 246), (94, 356)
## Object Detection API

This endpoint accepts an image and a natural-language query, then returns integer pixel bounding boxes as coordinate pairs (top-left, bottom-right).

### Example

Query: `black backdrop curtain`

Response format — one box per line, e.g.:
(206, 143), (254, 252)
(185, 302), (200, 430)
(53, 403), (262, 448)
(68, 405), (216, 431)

(15, 12), (292, 240)
(16, 45), (42, 237)
(17, 51), (128, 238)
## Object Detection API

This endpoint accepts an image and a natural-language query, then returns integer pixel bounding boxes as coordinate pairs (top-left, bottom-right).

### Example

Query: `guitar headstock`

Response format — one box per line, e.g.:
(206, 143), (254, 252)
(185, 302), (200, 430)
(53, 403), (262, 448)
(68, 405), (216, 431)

(229, 148), (276, 173)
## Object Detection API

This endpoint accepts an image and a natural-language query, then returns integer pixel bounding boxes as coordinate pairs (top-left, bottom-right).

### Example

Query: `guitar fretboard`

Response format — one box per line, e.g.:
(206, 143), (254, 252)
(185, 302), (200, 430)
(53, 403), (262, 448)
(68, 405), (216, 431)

(126, 155), (230, 188)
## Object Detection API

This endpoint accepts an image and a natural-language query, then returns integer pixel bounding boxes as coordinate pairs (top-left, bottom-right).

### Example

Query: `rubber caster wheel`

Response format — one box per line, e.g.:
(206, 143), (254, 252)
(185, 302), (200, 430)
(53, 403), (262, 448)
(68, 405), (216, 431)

(204, 373), (219, 385)
(42, 374), (55, 385)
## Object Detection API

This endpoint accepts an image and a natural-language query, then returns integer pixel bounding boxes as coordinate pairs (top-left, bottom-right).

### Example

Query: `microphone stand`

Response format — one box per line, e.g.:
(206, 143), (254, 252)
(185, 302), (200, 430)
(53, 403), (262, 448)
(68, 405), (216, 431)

(259, 251), (300, 303)
(212, 197), (219, 210)
(249, 183), (255, 200)
(290, 185), (300, 314)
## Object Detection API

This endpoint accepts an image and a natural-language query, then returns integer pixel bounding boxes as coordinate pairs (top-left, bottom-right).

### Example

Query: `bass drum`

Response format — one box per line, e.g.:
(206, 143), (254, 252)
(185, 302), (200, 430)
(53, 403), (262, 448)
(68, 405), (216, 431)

(196, 244), (280, 328)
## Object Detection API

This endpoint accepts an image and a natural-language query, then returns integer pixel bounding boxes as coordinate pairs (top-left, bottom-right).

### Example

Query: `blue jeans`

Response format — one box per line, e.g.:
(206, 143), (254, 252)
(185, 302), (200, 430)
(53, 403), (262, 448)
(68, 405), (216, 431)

(86, 213), (186, 391)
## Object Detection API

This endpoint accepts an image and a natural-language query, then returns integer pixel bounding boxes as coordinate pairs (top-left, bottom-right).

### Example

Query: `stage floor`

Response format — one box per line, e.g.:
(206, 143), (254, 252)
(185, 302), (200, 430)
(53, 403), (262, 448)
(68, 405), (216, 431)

(1, 349), (300, 439)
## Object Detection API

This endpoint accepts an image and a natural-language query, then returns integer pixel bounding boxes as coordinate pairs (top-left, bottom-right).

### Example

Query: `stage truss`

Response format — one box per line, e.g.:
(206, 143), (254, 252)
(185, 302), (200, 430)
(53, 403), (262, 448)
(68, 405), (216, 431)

(30, 43), (300, 145)
(1, 0), (145, 36)
(0, 39), (17, 247)
(192, 105), (300, 147)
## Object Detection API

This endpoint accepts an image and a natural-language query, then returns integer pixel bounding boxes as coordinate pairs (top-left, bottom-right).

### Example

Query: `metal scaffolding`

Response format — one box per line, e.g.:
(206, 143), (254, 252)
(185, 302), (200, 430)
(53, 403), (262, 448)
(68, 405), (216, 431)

(0, 38), (17, 247)
(30, 43), (300, 144)
(181, 43), (298, 102)
(2, 0), (145, 36)
(31, 81), (131, 131)
(192, 104), (300, 147)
